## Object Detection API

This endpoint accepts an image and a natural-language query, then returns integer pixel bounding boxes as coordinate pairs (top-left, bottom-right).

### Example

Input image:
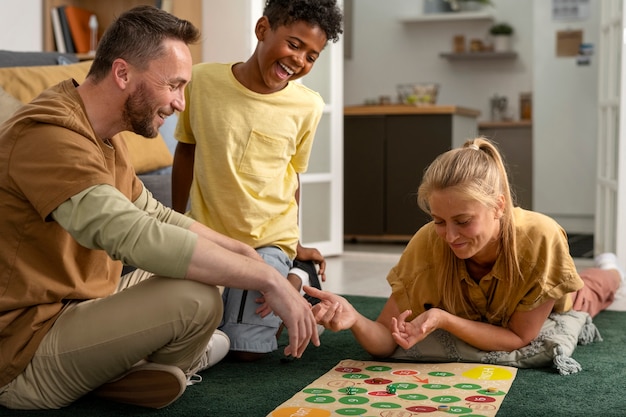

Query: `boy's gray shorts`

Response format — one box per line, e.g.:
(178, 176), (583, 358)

(219, 246), (291, 353)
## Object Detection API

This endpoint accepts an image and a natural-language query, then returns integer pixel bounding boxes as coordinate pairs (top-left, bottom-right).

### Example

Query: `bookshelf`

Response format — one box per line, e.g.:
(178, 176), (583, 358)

(42, 0), (203, 63)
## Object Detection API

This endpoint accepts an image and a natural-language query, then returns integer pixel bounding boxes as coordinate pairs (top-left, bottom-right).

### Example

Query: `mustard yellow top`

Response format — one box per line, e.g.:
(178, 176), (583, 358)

(387, 207), (584, 328)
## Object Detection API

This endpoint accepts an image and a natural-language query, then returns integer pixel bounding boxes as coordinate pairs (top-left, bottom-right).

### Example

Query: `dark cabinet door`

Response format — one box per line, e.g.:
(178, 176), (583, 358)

(478, 126), (533, 210)
(385, 115), (452, 235)
(344, 116), (386, 235)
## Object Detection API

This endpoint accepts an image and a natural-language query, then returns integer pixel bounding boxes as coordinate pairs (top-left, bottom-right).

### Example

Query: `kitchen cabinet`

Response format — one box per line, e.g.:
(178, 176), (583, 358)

(478, 120), (533, 210)
(344, 105), (479, 240)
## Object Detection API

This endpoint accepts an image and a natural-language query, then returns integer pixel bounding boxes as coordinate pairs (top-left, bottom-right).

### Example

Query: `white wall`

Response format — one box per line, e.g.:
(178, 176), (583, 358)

(201, 0), (261, 63)
(532, 0), (599, 232)
(0, 0), (41, 50)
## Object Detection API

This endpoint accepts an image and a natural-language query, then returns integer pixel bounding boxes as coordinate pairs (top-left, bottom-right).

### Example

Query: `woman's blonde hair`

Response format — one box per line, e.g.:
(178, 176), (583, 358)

(417, 137), (521, 314)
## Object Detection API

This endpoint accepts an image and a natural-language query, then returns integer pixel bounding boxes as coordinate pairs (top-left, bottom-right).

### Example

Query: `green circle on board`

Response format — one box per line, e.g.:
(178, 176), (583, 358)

(446, 406), (475, 414)
(391, 382), (418, 390)
(371, 402), (402, 409)
(428, 371), (455, 377)
(398, 393), (429, 401)
(365, 365), (392, 372)
(431, 395), (461, 403)
(338, 396), (369, 405)
(303, 388), (332, 394)
(335, 408), (368, 416)
(454, 383), (481, 390)
(304, 395), (335, 404)
(339, 387), (367, 394)
(422, 383), (451, 390)
(342, 373), (370, 379)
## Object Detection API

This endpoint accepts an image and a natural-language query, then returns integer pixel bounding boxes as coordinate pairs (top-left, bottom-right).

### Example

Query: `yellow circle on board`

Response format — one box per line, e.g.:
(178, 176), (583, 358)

(271, 407), (332, 417)
(461, 366), (514, 381)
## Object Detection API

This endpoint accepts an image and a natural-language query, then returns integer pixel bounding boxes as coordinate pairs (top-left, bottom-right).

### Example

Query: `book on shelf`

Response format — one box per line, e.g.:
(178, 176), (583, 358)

(64, 5), (96, 54)
(50, 7), (66, 54)
(57, 6), (76, 54)
(156, 0), (174, 13)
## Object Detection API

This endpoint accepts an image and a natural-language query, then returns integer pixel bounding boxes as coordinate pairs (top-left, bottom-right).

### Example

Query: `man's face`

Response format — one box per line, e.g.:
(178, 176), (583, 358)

(123, 39), (192, 138)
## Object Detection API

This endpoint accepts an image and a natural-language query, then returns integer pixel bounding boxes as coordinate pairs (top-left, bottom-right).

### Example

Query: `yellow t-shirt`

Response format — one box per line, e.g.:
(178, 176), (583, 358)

(175, 63), (324, 259)
(387, 207), (584, 328)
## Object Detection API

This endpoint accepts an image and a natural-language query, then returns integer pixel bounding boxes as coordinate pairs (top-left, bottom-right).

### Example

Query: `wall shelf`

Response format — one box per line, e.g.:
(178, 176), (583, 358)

(439, 51), (518, 60)
(399, 10), (495, 23)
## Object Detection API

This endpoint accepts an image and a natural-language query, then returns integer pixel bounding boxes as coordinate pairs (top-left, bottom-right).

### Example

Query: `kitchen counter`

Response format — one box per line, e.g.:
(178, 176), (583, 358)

(478, 119), (532, 129)
(344, 104), (481, 117)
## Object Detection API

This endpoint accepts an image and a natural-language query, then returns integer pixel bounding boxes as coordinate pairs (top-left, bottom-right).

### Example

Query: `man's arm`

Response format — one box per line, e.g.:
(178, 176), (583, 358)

(171, 141), (195, 213)
(52, 184), (317, 356)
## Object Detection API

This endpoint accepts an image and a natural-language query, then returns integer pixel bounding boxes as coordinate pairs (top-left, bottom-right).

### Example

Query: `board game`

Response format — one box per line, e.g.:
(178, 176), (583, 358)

(268, 359), (517, 416)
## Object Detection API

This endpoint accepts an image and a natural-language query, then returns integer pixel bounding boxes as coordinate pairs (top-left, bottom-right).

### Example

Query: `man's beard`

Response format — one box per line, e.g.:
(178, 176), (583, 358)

(123, 83), (159, 138)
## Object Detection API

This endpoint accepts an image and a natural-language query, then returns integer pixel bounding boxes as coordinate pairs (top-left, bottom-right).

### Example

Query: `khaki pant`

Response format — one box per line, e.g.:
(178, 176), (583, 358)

(0, 270), (222, 410)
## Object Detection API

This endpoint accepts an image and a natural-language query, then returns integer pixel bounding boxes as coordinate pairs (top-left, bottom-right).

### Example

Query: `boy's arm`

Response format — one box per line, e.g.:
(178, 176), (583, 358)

(172, 142), (196, 213)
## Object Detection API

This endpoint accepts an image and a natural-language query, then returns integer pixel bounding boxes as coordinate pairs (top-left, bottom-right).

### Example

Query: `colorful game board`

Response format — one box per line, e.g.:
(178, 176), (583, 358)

(268, 359), (517, 417)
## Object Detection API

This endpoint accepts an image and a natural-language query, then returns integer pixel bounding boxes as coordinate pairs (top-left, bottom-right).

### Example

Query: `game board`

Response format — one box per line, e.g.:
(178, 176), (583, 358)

(268, 359), (517, 417)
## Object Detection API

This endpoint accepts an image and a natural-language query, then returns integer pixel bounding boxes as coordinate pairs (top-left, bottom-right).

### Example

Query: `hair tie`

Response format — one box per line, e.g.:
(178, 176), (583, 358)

(468, 143), (479, 151)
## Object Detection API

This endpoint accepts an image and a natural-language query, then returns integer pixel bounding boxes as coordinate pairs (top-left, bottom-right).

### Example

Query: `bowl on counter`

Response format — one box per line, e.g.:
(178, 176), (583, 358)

(397, 83), (439, 105)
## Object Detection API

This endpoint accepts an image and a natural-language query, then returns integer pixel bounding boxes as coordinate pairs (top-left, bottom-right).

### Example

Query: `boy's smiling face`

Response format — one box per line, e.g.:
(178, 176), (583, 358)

(252, 16), (328, 93)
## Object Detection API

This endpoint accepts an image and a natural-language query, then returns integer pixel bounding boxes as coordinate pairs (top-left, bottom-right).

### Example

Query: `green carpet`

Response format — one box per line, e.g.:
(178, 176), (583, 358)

(3, 295), (626, 416)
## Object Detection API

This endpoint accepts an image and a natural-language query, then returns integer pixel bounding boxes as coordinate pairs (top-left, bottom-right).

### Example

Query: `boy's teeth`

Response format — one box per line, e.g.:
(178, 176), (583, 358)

(280, 63), (294, 75)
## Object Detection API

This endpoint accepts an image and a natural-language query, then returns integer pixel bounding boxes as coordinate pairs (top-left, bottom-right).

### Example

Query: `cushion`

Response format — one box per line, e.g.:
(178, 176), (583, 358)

(0, 60), (172, 174)
(0, 86), (23, 125)
(0, 60), (93, 103)
(391, 310), (602, 375)
(121, 132), (173, 174)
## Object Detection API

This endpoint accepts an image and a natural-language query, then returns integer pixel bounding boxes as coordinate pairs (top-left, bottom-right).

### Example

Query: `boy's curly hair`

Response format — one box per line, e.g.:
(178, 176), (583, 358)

(264, 0), (343, 43)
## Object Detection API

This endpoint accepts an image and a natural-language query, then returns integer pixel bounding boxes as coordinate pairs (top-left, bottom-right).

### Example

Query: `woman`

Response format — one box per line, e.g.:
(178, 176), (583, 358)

(306, 137), (622, 358)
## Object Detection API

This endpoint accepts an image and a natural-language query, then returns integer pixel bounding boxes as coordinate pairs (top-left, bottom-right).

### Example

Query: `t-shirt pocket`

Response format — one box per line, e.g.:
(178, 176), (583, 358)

(238, 130), (290, 179)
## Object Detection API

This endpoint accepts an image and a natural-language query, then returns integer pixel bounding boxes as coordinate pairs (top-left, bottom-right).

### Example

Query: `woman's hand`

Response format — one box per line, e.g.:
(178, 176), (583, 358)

(391, 308), (446, 350)
(305, 286), (359, 331)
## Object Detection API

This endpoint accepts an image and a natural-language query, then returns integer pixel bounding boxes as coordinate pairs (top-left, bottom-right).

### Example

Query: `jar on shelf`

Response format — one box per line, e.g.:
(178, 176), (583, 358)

(453, 35), (465, 53)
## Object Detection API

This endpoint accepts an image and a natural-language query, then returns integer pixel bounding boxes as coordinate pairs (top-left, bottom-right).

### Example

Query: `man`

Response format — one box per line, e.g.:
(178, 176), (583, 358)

(0, 6), (318, 411)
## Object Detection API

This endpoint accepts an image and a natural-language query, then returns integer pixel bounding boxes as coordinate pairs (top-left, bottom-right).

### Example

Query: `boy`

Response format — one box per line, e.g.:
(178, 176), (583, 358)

(172, 0), (342, 360)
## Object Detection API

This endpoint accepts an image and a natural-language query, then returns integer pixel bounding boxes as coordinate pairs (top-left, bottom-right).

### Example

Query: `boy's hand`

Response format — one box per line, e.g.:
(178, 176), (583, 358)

(296, 243), (327, 281)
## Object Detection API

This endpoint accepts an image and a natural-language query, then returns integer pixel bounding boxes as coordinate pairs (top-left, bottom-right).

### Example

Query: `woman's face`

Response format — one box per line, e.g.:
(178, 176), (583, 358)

(429, 188), (504, 262)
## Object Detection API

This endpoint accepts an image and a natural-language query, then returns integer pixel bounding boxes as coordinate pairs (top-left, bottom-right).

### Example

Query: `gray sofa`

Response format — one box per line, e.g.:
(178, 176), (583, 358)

(0, 50), (174, 207)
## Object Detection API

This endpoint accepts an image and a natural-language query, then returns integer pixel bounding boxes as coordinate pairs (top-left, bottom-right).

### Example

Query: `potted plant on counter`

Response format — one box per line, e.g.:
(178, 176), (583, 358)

(490, 22), (514, 52)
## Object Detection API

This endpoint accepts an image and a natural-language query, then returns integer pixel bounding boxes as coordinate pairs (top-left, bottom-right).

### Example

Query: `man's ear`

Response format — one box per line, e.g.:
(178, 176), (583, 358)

(111, 59), (130, 89)
(255, 16), (270, 41)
